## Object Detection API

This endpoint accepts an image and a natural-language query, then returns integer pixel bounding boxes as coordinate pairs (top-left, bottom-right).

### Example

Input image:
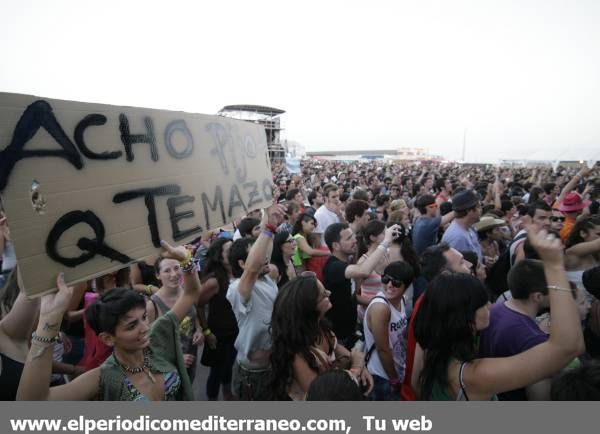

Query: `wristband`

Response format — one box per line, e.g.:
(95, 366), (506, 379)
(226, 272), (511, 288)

(261, 229), (274, 238)
(389, 378), (402, 386)
(203, 328), (212, 336)
(179, 250), (193, 268)
(265, 223), (277, 234)
(31, 331), (60, 345)
(547, 285), (572, 293)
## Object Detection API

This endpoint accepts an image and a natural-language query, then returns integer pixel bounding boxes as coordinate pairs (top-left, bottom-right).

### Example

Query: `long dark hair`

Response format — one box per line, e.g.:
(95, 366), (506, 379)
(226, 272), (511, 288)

(202, 238), (232, 295)
(271, 231), (292, 287)
(413, 272), (489, 399)
(565, 216), (600, 249)
(357, 220), (385, 258)
(292, 213), (317, 236)
(269, 276), (333, 399)
(387, 222), (421, 277)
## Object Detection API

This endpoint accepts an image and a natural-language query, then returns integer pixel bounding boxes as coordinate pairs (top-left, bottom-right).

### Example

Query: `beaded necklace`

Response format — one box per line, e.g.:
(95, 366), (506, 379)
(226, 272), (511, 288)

(114, 350), (157, 383)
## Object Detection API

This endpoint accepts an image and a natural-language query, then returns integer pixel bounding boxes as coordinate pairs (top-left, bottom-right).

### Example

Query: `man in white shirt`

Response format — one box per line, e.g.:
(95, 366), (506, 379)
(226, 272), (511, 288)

(314, 183), (345, 247)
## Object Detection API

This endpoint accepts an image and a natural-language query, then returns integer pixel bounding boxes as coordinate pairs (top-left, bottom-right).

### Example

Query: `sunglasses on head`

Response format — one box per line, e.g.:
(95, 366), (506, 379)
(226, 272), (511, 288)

(381, 275), (403, 287)
(551, 216), (565, 222)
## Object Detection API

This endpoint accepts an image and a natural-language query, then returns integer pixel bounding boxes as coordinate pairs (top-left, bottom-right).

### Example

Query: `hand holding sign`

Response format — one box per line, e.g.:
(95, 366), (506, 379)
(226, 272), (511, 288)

(0, 92), (272, 296)
(159, 240), (190, 263)
(39, 273), (74, 330)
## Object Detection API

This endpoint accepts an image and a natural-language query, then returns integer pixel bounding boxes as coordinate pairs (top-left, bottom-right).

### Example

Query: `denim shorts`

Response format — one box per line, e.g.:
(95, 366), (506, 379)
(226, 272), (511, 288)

(369, 374), (401, 401)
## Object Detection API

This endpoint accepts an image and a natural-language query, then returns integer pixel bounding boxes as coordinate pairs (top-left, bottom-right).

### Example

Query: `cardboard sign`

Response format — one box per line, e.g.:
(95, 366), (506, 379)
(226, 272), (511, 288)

(0, 93), (272, 296)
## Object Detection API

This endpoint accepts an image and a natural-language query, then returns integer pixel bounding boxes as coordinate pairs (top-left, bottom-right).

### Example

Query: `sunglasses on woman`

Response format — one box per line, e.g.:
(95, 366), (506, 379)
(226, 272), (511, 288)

(381, 275), (403, 287)
(550, 216), (565, 222)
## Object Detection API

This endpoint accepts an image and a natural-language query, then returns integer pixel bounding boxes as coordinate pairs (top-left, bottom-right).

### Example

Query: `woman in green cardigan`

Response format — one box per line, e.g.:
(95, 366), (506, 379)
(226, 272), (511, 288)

(17, 241), (202, 401)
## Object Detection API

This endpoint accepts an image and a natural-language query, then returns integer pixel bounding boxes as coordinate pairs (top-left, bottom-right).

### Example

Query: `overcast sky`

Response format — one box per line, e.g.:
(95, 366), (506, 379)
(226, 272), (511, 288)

(1, 0), (599, 163)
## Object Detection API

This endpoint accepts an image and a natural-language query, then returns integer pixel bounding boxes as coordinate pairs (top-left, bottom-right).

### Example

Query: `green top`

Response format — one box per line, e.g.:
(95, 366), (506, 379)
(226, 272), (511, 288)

(98, 311), (194, 401)
(292, 233), (312, 266)
(430, 362), (498, 401)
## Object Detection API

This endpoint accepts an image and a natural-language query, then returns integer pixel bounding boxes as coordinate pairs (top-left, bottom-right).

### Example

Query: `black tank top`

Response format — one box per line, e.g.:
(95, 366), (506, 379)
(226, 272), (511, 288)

(0, 353), (24, 400)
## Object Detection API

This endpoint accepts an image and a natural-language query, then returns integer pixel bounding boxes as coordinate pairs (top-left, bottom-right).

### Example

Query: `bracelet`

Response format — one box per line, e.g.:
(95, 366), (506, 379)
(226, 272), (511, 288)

(181, 260), (198, 274)
(203, 328), (212, 336)
(145, 284), (155, 295)
(31, 331), (59, 345)
(547, 285), (572, 293)
(378, 242), (389, 251)
(261, 229), (274, 239)
(179, 250), (193, 268)
(265, 223), (277, 234)
(389, 378), (402, 386)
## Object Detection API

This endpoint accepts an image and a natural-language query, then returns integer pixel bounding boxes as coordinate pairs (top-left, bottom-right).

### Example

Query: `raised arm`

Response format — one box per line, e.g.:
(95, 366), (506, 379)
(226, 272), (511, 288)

(345, 225), (400, 280)
(556, 167), (588, 205)
(236, 204), (285, 302)
(565, 237), (600, 259)
(17, 274), (100, 401)
(296, 236), (330, 257)
(465, 228), (584, 397)
(440, 211), (455, 227)
(159, 241), (204, 323)
(0, 268), (39, 341)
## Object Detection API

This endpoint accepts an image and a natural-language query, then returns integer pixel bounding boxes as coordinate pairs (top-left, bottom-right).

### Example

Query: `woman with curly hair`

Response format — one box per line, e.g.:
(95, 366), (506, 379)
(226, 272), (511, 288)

(269, 275), (373, 400)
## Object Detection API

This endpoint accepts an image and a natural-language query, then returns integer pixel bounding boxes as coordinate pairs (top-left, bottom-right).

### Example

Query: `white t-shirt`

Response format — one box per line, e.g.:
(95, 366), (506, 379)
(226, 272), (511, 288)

(314, 206), (340, 247)
(226, 276), (278, 369)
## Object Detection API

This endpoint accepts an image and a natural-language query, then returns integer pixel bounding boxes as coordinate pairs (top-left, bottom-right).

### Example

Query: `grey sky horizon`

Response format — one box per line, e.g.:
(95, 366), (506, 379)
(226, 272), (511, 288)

(1, 0), (599, 163)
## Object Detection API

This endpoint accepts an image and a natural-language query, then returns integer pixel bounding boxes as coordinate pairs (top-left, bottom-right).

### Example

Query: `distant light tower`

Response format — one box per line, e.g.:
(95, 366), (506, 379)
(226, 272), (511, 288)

(461, 128), (467, 162)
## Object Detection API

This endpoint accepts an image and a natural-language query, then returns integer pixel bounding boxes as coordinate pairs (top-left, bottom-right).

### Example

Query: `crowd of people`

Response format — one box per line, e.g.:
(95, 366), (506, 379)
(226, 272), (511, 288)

(1, 158), (600, 401)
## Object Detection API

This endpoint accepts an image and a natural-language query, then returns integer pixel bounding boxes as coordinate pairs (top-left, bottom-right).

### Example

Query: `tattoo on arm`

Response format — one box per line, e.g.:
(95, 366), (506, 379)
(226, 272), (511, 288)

(43, 322), (60, 332)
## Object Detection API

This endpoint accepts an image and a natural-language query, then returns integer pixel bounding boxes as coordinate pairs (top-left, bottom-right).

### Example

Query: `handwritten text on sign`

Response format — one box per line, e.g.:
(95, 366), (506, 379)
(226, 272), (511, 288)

(0, 93), (272, 296)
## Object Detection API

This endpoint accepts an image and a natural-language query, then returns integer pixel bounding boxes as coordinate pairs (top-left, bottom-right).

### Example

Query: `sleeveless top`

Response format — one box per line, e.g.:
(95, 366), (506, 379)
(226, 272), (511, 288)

(288, 336), (338, 401)
(99, 311), (192, 401)
(205, 274), (238, 339)
(292, 234), (312, 266)
(363, 294), (408, 381)
(123, 371), (181, 401)
(150, 294), (197, 354)
(430, 362), (498, 401)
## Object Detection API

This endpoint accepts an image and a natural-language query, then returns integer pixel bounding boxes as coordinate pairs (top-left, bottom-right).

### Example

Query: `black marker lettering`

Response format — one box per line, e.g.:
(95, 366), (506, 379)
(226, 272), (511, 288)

(243, 181), (261, 209)
(164, 120), (193, 159)
(206, 123), (230, 174)
(45, 210), (131, 267)
(74, 114), (122, 160)
(113, 185), (180, 247)
(167, 195), (202, 241)
(228, 184), (247, 217)
(119, 114), (158, 162)
(206, 123), (247, 182)
(0, 100), (83, 191)
(201, 186), (226, 229)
